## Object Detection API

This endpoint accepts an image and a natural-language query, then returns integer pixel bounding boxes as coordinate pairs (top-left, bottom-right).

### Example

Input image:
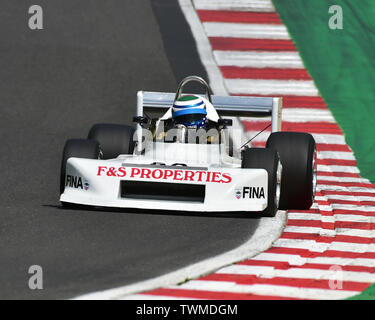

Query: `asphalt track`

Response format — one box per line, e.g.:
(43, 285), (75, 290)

(0, 0), (260, 299)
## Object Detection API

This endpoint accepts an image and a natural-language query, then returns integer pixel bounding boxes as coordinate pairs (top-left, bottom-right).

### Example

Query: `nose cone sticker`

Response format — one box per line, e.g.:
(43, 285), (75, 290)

(235, 189), (241, 199)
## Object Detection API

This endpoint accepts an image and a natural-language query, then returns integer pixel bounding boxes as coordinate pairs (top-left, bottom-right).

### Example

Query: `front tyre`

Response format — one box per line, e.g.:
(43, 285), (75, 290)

(88, 123), (135, 159)
(60, 138), (100, 198)
(266, 131), (317, 210)
(242, 148), (281, 217)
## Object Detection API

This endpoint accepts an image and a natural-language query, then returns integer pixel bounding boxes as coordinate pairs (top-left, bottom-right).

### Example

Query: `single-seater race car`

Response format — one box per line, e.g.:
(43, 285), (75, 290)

(59, 75), (317, 217)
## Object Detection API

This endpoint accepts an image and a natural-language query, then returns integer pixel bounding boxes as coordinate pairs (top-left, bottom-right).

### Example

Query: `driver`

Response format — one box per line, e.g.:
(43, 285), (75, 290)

(156, 94), (220, 143)
(172, 95), (208, 129)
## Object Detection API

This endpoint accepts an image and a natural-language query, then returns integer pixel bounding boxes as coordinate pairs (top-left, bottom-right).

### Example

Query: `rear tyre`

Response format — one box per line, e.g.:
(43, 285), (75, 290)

(88, 123), (135, 159)
(266, 131), (316, 210)
(60, 139), (100, 208)
(241, 148), (281, 217)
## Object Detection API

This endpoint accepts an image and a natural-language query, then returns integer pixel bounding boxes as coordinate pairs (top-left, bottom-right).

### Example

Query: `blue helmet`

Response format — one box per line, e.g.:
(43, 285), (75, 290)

(172, 95), (207, 128)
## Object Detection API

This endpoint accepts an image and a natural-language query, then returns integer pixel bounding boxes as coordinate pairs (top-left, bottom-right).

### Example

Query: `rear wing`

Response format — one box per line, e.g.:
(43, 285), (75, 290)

(137, 91), (282, 131)
(135, 90), (282, 153)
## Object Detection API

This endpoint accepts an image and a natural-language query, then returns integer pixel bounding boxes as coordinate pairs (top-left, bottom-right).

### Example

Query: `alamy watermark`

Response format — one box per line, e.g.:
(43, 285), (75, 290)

(329, 5), (343, 30)
(28, 5), (43, 30)
(28, 265), (43, 290)
(328, 265), (343, 290)
(132, 123), (245, 164)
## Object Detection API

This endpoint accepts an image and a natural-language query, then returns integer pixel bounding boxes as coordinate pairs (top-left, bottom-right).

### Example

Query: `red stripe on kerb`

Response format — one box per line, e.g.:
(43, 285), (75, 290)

(209, 37), (297, 51)
(327, 199), (375, 206)
(220, 66), (311, 80)
(317, 159), (357, 166)
(318, 179), (374, 188)
(280, 121), (343, 134)
(265, 246), (375, 259)
(200, 273), (368, 292)
(314, 199), (334, 206)
(238, 259), (375, 274)
(335, 221), (375, 230)
(281, 96), (328, 109)
(251, 141), (267, 147)
(243, 120), (343, 134)
(143, 288), (299, 300)
(251, 142), (351, 153)
(318, 171), (359, 178)
(287, 219), (334, 230)
(281, 232), (374, 244)
(321, 190), (375, 197)
(317, 144), (351, 152)
(288, 219), (375, 231)
(326, 208), (375, 217)
(197, 10), (283, 24)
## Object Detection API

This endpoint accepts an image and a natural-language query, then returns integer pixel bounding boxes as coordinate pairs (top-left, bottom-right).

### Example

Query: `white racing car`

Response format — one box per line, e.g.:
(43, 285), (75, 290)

(59, 76), (317, 217)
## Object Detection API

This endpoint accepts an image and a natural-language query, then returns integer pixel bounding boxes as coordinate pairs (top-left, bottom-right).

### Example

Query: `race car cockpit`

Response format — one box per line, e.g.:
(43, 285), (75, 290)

(152, 76), (230, 144)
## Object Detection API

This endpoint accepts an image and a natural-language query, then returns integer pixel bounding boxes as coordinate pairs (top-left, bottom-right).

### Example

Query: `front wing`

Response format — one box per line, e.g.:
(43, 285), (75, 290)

(60, 158), (269, 212)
